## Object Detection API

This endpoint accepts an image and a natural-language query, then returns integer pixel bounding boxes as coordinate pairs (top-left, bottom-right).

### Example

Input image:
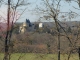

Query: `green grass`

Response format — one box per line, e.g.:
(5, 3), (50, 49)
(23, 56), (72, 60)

(0, 53), (79, 60)
(0, 53), (4, 60)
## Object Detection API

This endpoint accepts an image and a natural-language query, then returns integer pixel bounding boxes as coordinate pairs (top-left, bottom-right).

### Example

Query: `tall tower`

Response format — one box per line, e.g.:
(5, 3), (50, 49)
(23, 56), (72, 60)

(39, 23), (43, 28)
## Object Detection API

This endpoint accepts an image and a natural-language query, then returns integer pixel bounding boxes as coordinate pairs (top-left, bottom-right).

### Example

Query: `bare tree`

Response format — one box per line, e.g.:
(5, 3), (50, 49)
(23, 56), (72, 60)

(0, 0), (30, 60)
(35, 0), (62, 60)
(35, 0), (80, 60)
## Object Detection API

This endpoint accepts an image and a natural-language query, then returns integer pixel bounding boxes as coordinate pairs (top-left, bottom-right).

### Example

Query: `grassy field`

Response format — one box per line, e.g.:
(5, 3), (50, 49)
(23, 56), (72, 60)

(0, 53), (79, 60)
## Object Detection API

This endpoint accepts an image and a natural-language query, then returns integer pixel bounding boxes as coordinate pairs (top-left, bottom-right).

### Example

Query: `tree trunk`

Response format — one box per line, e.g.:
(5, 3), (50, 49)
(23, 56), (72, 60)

(4, 0), (10, 60)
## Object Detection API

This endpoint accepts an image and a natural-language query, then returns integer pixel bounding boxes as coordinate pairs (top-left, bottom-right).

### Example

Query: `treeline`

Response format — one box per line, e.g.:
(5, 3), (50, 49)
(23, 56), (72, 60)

(0, 32), (79, 53)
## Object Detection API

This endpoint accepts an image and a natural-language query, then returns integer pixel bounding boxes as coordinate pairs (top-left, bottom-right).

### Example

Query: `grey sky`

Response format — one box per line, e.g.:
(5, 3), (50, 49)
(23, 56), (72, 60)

(18, 0), (80, 22)
(0, 0), (80, 22)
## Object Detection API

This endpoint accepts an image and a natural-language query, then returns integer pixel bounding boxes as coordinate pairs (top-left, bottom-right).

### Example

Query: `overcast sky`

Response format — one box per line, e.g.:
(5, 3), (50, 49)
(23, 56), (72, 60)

(17, 0), (80, 22)
(0, 0), (80, 22)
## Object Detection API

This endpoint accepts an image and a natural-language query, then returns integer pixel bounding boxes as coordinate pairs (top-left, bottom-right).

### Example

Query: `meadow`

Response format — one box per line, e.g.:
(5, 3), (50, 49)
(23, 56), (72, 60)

(0, 53), (79, 60)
